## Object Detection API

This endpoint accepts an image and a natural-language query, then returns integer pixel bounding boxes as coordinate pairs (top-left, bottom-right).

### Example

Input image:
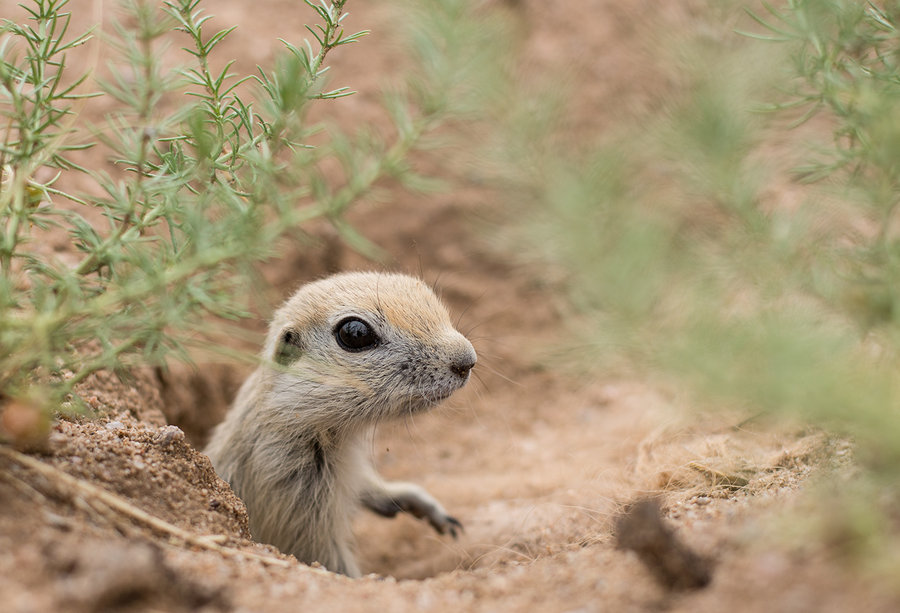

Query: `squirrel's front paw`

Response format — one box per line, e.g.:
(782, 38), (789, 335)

(398, 489), (464, 538)
(363, 481), (463, 538)
(427, 511), (463, 538)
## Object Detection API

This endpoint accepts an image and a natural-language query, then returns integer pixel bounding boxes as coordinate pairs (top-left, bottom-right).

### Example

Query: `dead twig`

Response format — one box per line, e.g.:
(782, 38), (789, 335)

(0, 445), (302, 569)
(687, 461), (749, 490)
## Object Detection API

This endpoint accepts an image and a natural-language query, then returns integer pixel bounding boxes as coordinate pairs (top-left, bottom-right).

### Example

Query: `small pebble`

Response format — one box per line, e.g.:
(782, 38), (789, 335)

(48, 432), (67, 447)
(43, 511), (73, 530)
(105, 421), (125, 431)
(154, 425), (185, 447)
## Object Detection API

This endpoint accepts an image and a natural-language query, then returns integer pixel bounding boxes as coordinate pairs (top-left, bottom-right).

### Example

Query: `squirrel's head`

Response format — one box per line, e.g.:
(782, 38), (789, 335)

(263, 272), (476, 425)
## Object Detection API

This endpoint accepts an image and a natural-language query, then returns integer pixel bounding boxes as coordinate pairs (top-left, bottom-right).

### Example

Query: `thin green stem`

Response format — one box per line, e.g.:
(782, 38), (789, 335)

(306, 0), (348, 82)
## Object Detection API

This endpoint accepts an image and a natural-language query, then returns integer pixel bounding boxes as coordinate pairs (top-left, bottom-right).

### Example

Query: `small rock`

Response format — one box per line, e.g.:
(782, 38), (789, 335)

(0, 398), (51, 451)
(48, 432), (67, 449)
(615, 498), (713, 591)
(154, 425), (185, 448)
(105, 421), (125, 431)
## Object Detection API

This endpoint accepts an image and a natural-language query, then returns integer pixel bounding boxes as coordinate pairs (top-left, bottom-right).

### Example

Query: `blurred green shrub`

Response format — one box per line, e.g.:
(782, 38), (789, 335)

(508, 0), (900, 470)
(492, 0), (900, 569)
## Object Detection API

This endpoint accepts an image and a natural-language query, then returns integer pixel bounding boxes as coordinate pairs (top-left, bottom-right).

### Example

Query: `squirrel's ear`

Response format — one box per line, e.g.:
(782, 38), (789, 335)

(275, 329), (303, 365)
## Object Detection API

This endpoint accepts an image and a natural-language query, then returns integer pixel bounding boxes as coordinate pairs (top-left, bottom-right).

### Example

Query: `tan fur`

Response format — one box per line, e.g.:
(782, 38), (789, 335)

(205, 272), (476, 577)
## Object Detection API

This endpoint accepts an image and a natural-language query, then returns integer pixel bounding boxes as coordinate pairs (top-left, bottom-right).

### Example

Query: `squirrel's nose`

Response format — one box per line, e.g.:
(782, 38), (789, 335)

(450, 360), (474, 378)
(449, 346), (477, 379)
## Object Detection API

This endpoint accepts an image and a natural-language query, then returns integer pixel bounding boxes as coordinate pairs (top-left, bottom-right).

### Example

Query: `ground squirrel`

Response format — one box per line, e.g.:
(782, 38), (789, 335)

(205, 272), (476, 577)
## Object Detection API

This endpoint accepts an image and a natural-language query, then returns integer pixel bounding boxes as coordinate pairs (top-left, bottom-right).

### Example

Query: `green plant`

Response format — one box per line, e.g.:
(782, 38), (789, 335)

(495, 0), (900, 568)
(745, 1), (900, 330)
(504, 0), (900, 464)
(0, 0), (490, 420)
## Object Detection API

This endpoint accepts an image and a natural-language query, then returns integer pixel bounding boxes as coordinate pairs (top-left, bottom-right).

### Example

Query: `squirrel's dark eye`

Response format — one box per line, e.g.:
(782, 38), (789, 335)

(335, 318), (379, 352)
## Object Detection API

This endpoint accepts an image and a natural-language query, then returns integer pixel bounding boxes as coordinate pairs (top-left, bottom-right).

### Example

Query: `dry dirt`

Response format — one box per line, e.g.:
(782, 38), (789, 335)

(2, 1), (899, 612)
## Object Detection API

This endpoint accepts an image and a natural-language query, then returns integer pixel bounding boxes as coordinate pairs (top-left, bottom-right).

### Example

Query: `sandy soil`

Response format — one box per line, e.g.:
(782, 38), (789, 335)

(2, 1), (899, 612)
